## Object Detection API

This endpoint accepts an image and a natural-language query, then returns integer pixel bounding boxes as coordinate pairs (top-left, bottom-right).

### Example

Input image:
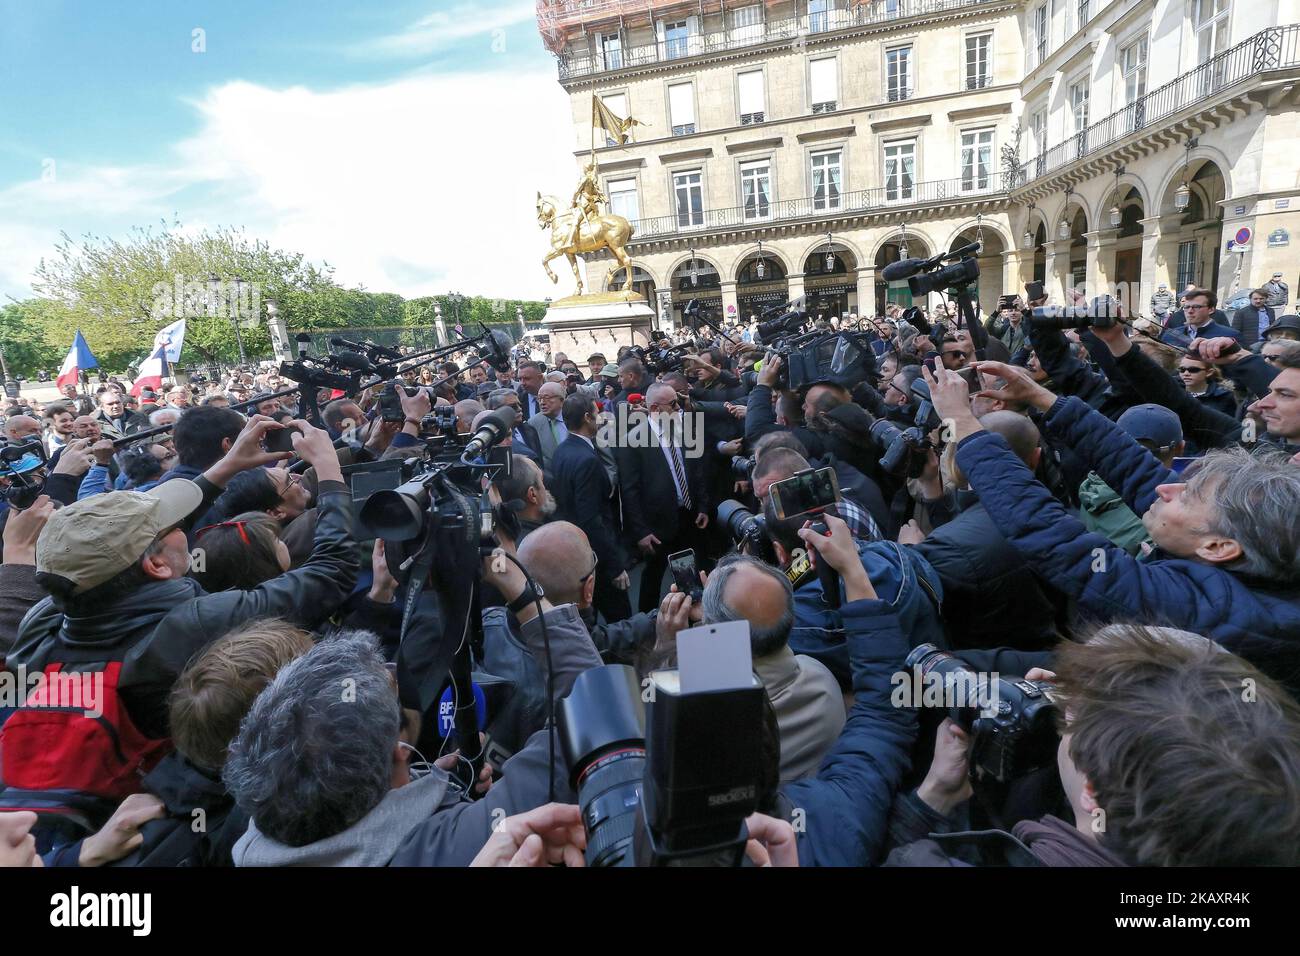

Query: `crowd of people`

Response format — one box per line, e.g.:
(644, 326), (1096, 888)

(1, 276), (1299, 870)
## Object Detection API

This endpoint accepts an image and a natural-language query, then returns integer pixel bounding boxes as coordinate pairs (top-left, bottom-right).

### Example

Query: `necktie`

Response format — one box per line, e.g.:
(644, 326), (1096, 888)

(667, 436), (691, 511)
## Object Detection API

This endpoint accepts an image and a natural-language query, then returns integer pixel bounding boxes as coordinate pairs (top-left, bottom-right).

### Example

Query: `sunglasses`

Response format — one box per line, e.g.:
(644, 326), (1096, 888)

(1178, 365), (1207, 373)
(195, 519), (255, 544)
(579, 549), (598, 585)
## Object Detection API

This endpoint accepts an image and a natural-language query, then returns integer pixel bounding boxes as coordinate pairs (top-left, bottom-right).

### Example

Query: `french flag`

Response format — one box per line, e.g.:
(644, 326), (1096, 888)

(56, 330), (98, 390)
(131, 342), (169, 397)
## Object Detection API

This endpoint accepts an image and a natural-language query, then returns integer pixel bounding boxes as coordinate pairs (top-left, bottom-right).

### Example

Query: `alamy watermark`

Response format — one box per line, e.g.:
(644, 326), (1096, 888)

(150, 274), (262, 324)
(0, 666), (104, 719)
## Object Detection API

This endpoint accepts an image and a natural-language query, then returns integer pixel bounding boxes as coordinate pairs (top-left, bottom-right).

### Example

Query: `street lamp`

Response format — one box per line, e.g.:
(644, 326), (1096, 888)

(1173, 138), (1198, 212)
(1108, 166), (1125, 228)
(1022, 202), (1036, 249)
(755, 240), (766, 280)
(823, 232), (836, 272)
(1058, 188), (1074, 241)
(689, 248), (699, 286)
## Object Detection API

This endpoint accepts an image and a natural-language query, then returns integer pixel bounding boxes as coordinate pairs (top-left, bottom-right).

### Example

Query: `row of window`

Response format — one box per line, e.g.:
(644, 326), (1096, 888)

(599, 33), (993, 146)
(1030, 0), (1229, 72)
(606, 132), (998, 229)
(1026, 31), (1147, 156)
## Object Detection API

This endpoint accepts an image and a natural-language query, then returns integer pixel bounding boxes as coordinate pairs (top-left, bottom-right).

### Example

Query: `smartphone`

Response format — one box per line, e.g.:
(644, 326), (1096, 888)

(1025, 280), (1045, 302)
(379, 383), (405, 423)
(996, 294), (1018, 312)
(667, 548), (702, 602)
(263, 424), (301, 455)
(769, 466), (841, 521)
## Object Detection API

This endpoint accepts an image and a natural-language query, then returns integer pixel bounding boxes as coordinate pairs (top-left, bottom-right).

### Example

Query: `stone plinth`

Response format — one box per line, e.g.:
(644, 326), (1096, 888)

(543, 294), (657, 359)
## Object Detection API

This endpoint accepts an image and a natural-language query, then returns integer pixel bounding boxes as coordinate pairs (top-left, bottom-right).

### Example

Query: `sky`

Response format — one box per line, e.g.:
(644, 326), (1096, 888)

(0, 0), (580, 305)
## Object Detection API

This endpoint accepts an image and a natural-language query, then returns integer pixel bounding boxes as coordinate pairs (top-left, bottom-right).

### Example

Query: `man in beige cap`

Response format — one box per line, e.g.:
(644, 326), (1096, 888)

(0, 415), (360, 853)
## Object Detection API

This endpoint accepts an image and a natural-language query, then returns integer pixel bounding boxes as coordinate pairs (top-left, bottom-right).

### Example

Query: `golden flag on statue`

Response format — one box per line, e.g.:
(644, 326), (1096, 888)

(592, 94), (645, 146)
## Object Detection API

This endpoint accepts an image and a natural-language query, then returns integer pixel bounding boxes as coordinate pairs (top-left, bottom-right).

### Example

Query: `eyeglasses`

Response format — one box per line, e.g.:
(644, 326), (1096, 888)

(195, 520), (253, 545)
(943, 351), (968, 360)
(579, 550), (598, 585)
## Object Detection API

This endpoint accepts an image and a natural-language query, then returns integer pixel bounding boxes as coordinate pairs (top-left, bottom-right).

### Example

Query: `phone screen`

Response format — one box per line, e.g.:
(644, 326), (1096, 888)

(955, 366), (980, 392)
(769, 467), (841, 521)
(667, 549), (701, 601)
(263, 424), (300, 455)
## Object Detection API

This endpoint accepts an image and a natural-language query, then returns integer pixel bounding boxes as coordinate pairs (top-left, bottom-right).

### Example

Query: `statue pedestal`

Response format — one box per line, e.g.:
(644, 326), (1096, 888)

(543, 294), (656, 360)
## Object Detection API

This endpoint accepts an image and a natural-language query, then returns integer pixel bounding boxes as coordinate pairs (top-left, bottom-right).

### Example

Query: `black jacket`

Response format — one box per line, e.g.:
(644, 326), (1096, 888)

(7, 479), (359, 742)
(1231, 304), (1274, 347)
(614, 417), (707, 545)
(913, 498), (1068, 652)
(550, 434), (627, 580)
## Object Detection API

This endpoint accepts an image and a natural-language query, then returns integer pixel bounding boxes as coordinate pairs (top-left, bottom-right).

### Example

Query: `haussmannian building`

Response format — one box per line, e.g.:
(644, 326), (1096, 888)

(537, 0), (1300, 327)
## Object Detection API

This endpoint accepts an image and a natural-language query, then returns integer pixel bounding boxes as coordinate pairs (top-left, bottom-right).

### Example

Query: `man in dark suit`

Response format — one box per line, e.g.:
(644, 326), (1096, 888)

(1164, 288), (1237, 344)
(485, 389), (542, 465)
(615, 382), (710, 613)
(516, 361), (544, 420)
(550, 392), (631, 623)
(1230, 288), (1275, 348)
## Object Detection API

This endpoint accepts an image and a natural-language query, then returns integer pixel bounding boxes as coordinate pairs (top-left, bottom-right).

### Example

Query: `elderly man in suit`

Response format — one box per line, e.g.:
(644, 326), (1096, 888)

(528, 381), (568, 472)
(614, 382), (710, 613)
(550, 392), (631, 623)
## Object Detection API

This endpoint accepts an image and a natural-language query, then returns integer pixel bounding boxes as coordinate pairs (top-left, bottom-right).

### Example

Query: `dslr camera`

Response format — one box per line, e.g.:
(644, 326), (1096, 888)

(1029, 295), (1124, 331)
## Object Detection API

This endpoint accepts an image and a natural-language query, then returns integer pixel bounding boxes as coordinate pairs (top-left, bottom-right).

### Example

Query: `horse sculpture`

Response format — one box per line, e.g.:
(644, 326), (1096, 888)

(536, 193), (636, 297)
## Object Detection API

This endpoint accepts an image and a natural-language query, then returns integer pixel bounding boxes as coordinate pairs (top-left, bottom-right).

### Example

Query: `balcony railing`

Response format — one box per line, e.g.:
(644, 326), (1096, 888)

(626, 175), (1005, 243)
(1013, 26), (1300, 189)
(556, 0), (993, 79)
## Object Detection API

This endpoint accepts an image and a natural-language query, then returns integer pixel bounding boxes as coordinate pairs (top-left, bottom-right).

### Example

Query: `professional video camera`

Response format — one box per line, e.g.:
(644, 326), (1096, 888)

(558, 663), (767, 867)
(904, 644), (1058, 784)
(881, 241), (982, 300)
(0, 439), (49, 510)
(354, 406), (519, 790)
(1027, 294), (1124, 331)
(870, 377), (943, 478)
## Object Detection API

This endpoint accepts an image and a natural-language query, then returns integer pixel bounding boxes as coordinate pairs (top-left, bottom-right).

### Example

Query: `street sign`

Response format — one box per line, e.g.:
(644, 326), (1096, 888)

(1235, 227), (1252, 245)
(1269, 228), (1290, 247)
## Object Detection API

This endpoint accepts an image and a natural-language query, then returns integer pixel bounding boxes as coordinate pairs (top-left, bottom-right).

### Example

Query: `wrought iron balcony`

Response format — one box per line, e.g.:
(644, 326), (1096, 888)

(625, 174), (1005, 245)
(1013, 26), (1300, 189)
(555, 0), (997, 80)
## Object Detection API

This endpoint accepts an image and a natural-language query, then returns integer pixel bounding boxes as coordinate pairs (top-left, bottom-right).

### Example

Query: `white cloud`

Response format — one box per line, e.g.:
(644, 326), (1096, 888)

(0, 67), (582, 305)
(352, 2), (538, 58)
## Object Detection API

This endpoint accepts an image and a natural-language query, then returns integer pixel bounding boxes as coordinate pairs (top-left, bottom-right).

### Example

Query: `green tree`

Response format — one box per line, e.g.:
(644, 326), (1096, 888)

(0, 299), (64, 376)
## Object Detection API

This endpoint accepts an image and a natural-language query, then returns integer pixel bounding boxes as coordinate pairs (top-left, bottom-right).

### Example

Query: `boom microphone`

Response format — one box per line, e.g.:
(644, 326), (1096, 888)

(880, 258), (930, 282)
(460, 407), (518, 461)
(330, 337), (403, 360)
(331, 350), (379, 375)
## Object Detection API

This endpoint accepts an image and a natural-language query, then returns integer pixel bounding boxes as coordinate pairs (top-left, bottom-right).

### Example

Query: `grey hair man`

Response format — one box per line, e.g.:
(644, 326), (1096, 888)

(699, 553), (845, 783)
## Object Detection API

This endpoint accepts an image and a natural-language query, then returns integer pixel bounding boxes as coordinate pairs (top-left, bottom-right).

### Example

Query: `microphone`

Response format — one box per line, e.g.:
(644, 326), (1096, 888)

(483, 329), (514, 372)
(331, 350), (378, 375)
(880, 257), (930, 282)
(461, 407), (518, 461)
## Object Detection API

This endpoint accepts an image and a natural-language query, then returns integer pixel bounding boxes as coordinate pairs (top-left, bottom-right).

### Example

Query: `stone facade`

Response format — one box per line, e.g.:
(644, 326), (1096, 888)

(539, 0), (1300, 325)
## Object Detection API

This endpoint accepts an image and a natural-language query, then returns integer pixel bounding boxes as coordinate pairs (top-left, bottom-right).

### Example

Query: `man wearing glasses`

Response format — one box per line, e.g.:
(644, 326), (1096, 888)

(615, 383), (709, 613)
(938, 337), (970, 371)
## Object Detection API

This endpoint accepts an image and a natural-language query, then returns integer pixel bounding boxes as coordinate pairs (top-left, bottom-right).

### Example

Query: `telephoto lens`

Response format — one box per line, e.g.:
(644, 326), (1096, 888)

(557, 665), (647, 867)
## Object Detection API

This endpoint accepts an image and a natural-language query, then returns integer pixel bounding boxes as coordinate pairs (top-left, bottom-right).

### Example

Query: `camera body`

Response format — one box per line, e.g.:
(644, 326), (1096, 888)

(717, 499), (778, 566)
(1029, 296), (1123, 331)
(906, 644), (1059, 783)
(908, 256), (980, 299)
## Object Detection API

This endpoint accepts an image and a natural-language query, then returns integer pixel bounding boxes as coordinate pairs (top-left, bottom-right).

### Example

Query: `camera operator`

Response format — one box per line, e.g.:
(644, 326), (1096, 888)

(1, 416), (360, 851)
(886, 625), (1300, 866)
(925, 361), (1300, 698)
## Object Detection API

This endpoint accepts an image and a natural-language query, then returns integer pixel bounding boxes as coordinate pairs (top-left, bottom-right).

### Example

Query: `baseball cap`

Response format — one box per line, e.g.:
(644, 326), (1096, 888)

(598, 365), (619, 379)
(36, 481), (202, 593)
(1273, 272), (1284, 278)
(1117, 404), (1183, 451)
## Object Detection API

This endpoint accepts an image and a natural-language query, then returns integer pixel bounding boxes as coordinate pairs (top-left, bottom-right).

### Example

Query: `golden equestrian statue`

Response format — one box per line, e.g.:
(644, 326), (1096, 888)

(537, 160), (638, 300)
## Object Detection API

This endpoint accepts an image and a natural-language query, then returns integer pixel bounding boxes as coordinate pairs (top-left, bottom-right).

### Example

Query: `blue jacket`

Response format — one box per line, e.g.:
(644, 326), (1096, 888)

(956, 396), (1300, 698)
(782, 601), (917, 867)
(790, 539), (945, 690)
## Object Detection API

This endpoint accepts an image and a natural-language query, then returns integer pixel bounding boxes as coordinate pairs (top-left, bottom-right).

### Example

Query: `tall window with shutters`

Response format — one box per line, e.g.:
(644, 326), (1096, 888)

(740, 160), (772, 221)
(662, 20), (689, 60)
(960, 129), (994, 192)
(809, 57), (838, 113)
(886, 46), (912, 102)
(673, 170), (704, 228)
(601, 33), (622, 71)
(737, 70), (765, 125)
(811, 149), (842, 211)
(965, 32), (992, 90)
(729, 4), (763, 44)
(668, 82), (695, 136)
(884, 140), (915, 202)
(607, 179), (639, 223)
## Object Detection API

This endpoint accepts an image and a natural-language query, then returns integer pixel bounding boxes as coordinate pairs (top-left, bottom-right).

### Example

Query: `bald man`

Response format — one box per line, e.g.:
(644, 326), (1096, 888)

(454, 399), (484, 435)
(528, 382), (568, 470)
(517, 520), (658, 665)
(697, 553), (844, 783)
(3, 415), (40, 444)
(910, 410), (1067, 651)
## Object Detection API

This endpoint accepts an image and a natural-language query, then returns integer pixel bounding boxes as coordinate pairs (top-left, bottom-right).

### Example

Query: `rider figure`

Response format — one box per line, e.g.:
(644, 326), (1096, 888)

(569, 161), (606, 249)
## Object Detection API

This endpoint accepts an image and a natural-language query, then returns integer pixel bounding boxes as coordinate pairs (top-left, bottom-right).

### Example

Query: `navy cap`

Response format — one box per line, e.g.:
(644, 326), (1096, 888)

(1117, 403), (1183, 451)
